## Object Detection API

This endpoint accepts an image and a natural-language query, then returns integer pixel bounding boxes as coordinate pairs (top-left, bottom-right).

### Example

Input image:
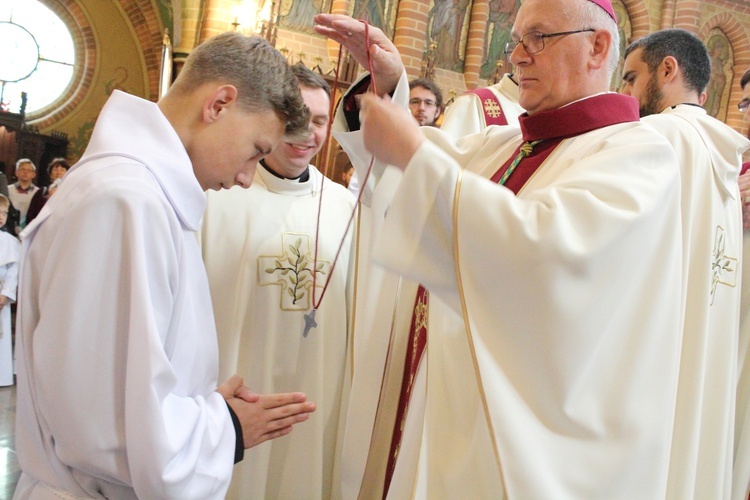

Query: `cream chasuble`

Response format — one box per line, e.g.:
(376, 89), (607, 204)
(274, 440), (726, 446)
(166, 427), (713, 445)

(441, 74), (525, 137)
(735, 159), (750, 500)
(335, 77), (684, 498)
(644, 104), (749, 500)
(340, 75), (525, 500)
(201, 164), (356, 499)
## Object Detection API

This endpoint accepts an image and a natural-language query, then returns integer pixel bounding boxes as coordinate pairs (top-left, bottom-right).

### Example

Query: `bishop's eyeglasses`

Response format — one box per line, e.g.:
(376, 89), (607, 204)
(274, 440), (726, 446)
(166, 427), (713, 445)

(739, 98), (750, 112)
(505, 29), (596, 57)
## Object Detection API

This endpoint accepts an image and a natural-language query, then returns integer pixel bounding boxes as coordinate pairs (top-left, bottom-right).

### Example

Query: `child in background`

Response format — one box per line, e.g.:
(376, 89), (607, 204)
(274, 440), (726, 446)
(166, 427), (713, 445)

(0, 194), (20, 386)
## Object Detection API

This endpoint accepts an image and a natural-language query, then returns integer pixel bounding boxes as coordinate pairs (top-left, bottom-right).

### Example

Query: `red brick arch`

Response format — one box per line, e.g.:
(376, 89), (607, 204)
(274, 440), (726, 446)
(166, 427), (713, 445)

(114, 0), (166, 101)
(620, 0), (652, 41)
(28, 0), (95, 128)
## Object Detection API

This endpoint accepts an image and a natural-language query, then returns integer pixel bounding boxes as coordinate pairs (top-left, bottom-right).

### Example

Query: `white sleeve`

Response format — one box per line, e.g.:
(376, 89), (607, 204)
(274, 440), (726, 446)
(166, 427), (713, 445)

(1, 260), (18, 301)
(332, 71), (411, 208)
(441, 94), (485, 138)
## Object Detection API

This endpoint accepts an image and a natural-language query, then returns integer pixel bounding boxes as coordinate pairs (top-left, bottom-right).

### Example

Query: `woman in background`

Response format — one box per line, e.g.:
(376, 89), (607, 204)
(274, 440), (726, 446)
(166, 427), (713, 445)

(25, 157), (69, 226)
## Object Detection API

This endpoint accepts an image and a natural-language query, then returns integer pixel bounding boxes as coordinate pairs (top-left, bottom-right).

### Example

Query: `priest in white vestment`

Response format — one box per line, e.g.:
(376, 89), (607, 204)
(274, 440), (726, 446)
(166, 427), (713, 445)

(441, 73), (525, 137)
(735, 67), (750, 500)
(621, 29), (750, 500)
(315, 0), (685, 496)
(202, 64), (355, 499)
(12, 34), (316, 499)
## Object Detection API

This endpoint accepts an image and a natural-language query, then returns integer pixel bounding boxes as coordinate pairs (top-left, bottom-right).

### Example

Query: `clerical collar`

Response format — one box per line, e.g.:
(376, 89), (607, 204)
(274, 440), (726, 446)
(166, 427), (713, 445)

(519, 93), (639, 143)
(259, 159), (310, 182)
(670, 102), (703, 110)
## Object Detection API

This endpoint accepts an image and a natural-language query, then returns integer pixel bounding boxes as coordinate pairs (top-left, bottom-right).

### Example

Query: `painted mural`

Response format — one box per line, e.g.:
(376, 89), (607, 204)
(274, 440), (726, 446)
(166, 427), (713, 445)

(281, 0), (332, 32)
(427, 0), (474, 73)
(704, 28), (733, 121)
(479, 0), (518, 79)
(611, 0), (632, 90)
(352, 0), (399, 39)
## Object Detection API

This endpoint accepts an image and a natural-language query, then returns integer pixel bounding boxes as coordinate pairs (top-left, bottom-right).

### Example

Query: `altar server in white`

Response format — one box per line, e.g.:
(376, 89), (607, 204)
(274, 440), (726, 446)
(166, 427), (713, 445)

(0, 195), (19, 387)
(13, 33), (316, 499)
(202, 63), (356, 499)
(620, 29), (750, 499)
(315, 0), (685, 496)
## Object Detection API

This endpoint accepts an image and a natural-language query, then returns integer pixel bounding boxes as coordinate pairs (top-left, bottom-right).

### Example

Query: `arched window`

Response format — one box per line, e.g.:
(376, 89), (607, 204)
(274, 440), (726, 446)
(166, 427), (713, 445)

(0, 0), (75, 115)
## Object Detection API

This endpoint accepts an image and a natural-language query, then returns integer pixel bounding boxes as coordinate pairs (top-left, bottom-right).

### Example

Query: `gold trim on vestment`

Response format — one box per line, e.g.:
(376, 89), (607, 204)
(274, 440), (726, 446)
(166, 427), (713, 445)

(357, 276), (403, 500)
(350, 204), (362, 381)
(452, 168), (506, 492)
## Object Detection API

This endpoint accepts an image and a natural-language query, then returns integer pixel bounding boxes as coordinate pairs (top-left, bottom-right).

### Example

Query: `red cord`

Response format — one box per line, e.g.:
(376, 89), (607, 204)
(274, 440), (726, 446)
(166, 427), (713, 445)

(311, 20), (377, 310)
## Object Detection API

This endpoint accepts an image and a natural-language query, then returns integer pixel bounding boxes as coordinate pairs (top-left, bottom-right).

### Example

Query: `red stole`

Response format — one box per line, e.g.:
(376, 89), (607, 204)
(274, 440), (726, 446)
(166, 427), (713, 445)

(491, 93), (640, 190)
(384, 285), (428, 496)
(467, 87), (510, 127)
(382, 93), (640, 496)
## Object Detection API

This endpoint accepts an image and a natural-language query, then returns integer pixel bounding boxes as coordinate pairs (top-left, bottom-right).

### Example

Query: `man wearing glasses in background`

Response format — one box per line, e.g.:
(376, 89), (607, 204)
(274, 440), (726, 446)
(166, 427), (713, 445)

(408, 78), (443, 126)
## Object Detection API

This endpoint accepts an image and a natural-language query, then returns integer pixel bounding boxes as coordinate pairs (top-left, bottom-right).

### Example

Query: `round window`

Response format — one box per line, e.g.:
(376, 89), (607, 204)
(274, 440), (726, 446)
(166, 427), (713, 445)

(0, 0), (75, 115)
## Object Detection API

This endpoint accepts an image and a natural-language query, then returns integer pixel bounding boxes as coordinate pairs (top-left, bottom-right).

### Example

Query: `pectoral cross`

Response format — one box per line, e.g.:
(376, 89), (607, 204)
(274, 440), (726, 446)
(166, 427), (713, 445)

(303, 309), (317, 337)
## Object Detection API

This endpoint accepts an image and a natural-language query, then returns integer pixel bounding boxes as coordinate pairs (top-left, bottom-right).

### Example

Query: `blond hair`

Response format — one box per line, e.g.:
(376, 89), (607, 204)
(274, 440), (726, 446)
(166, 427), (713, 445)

(171, 32), (309, 140)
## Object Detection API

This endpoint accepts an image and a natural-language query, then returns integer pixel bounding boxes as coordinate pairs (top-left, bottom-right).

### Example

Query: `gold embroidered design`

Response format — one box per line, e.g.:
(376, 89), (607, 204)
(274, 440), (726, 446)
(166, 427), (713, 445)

(711, 225), (737, 305)
(483, 98), (503, 119)
(258, 232), (331, 311)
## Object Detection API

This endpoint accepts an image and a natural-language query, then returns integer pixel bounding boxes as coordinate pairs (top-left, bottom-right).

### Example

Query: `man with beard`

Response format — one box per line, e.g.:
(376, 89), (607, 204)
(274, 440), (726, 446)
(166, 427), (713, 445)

(620, 28), (750, 499)
(408, 78), (443, 126)
(201, 63), (356, 499)
(734, 67), (750, 500)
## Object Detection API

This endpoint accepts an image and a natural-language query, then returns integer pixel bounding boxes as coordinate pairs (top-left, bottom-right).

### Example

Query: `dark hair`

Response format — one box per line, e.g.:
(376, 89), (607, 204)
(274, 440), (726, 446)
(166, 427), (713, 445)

(47, 157), (70, 174)
(171, 32), (309, 140)
(741, 69), (750, 90)
(409, 78), (444, 109)
(291, 63), (331, 98)
(624, 29), (710, 95)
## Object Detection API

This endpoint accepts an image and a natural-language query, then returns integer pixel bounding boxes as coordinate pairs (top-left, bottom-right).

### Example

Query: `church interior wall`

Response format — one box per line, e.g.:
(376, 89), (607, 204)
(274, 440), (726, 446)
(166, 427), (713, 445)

(10, 0), (750, 166)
